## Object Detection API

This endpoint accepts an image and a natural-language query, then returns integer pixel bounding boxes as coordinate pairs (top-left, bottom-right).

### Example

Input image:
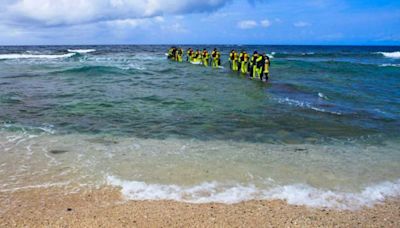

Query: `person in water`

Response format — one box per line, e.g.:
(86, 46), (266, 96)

(193, 49), (202, 63)
(263, 55), (270, 81)
(229, 50), (239, 71)
(239, 51), (249, 74)
(255, 53), (265, 80)
(167, 47), (174, 60)
(202, 49), (210, 67)
(186, 48), (193, 61)
(249, 51), (258, 78)
(177, 48), (183, 62)
(211, 48), (221, 68)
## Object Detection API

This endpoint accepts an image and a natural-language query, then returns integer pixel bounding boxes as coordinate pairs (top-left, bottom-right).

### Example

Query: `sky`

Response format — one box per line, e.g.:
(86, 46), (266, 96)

(0, 0), (399, 45)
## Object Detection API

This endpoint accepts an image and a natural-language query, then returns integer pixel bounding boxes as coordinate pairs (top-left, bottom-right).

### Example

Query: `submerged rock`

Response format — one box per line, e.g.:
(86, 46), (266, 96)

(49, 149), (68, 154)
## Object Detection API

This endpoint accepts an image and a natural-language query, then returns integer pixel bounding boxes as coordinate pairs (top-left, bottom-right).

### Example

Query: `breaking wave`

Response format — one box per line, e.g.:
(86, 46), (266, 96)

(107, 176), (400, 209)
(274, 97), (342, 115)
(377, 51), (400, 59)
(67, 49), (96, 54)
(0, 53), (76, 60)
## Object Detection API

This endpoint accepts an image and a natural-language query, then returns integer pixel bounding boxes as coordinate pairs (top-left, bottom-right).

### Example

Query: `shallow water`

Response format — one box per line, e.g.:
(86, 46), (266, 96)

(0, 45), (399, 209)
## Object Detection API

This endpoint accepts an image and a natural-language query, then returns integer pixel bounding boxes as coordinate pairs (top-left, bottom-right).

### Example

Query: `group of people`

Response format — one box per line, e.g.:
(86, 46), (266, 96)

(167, 47), (222, 68)
(167, 47), (271, 82)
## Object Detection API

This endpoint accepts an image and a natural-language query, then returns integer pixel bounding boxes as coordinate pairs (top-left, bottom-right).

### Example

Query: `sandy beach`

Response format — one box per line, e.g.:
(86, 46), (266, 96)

(1, 187), (399, 227)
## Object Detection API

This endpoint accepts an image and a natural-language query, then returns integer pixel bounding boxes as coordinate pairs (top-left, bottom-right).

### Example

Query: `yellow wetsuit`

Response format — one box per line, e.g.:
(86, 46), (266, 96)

(254, 55), (264, 79)
(177, 49), (183, 62)
(211, 50), (220, 68)
(229, 51), (239, 71)
(239, 52), (249, 74)
(202, 51), (210, 67)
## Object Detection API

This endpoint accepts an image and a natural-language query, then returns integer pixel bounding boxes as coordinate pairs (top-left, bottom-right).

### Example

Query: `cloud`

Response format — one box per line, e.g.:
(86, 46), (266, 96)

(237, 20), (257, 29)
(4, 0), (233, 26)
(162, 22), (188, 33)
(294, 21), (311, 27)
(260, 19), (271, 27)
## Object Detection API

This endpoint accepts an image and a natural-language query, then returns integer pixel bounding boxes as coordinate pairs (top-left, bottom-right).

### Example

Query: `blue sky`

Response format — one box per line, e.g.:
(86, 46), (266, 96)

(0, 0), (399, 45)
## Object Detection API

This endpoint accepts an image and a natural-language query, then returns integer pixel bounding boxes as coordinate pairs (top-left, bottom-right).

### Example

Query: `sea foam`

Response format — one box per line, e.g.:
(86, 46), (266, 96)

(67, 49), (96, 53)
(378, 51), (400, 59)
(107, 176), (400, 209)
(0, 53), (76, 60)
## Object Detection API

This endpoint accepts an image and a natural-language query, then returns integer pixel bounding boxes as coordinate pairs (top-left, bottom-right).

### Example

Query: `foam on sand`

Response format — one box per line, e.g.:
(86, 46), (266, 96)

(107, 175), (400, 210)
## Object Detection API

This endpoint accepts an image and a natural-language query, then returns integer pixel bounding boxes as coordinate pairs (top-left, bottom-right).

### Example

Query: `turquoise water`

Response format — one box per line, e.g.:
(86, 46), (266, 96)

(0, 45), (399, 209)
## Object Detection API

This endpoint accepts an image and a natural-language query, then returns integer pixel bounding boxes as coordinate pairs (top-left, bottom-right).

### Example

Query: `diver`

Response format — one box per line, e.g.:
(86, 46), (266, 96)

(171, 47), (178, 61)
(189, 49), (196, 62)
(186, 48), (192, 61)
(239, 51), (249, 74)
(255, 52), (265, 80)
(249, 51), (258, 78)
(193, 49), (202, 63)
(202, 49), (210, 67)
(263, 55), (271, 81)
(177, 48), (183, 62)
(229, 50), (239, 71)
(167, 47), (174, 59)
(211, 48), (221, 68)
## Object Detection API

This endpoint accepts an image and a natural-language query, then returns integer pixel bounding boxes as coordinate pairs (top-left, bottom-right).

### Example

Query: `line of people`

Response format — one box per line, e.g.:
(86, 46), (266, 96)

(229, 50), (271, 82)
(167, 47), (270, 82)
(168, 47), (222, 68)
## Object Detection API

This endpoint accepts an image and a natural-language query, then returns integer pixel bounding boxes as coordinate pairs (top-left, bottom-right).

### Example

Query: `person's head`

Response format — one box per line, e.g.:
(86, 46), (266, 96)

(203, 48), (207, 51)
(214, 48), (217, 51)
(254, 51), (258, 55)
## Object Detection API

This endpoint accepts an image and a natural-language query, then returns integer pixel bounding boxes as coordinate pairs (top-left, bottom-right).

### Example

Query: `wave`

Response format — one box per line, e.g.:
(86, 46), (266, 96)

(1, 123), (56, 135)
(0, 53), (76, 60)
(377, 51), (400, 59)
(274, 97), (342, 115)
(107, 176), (400, 209)
(67, 49), (96, 54)
(380, 63), (400, 67)
(273, 52), (364, 59)
(53, 65), (144, 75)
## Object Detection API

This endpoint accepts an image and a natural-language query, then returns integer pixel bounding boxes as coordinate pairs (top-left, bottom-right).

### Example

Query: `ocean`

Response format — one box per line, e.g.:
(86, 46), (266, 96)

(0, 45), (399, 209)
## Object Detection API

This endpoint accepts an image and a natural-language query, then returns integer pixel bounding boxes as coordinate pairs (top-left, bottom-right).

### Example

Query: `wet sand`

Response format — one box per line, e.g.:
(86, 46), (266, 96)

(0, 187), (399, 227)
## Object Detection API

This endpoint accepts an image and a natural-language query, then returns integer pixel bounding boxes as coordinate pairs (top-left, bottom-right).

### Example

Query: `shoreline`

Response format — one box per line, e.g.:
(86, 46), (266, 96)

(1, 187), (399, 227)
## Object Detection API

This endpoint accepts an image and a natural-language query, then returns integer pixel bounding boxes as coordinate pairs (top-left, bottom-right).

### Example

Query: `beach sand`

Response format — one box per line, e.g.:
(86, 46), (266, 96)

(1, 187), (399, 227)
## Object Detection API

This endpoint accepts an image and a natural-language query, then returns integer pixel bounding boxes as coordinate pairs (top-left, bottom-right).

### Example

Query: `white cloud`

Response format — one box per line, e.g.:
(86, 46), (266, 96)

(237, 20), (257, 29)
(260, 19), (271, 27)
(162, 22), (187, 33)
(154, 16), (165, 23)
(294, 21), (311, 27)
(4, 0), (232, 26)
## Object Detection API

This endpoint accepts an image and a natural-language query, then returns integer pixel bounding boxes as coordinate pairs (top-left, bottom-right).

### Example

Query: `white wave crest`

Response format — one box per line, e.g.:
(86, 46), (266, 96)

(377, 51), (400, 58)
(67, 49), (96, 53)
(0, 53), (76, 60)
(318, 92), (328, 100)
(107, 176), (400, 209)
(275, 97), (341, 115)
(380, 63), (400, 67)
